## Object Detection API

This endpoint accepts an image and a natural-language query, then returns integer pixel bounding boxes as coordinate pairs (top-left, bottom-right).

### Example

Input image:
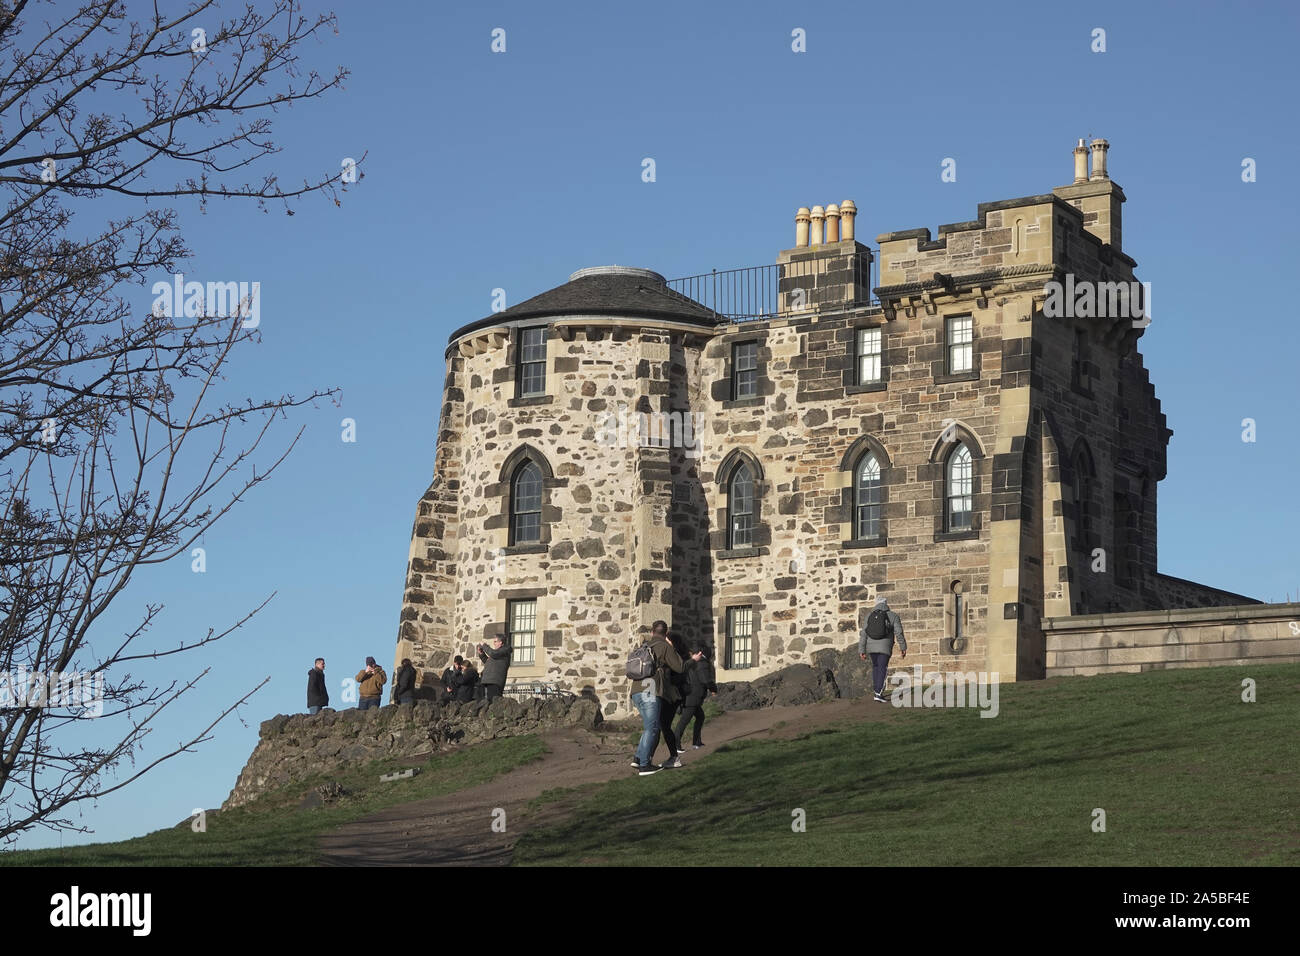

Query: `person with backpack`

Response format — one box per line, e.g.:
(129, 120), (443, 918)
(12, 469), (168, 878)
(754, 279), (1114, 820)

(627, 620), (685, 776)
(860, 596), (906, 702)
(673, 642), (717, 749)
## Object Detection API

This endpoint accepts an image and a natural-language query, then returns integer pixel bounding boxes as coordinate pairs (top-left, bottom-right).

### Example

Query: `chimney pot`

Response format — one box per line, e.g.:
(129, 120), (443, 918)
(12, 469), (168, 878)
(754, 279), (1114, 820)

(809, 205), (826, 245)
(795, 207), (811, 247)
(825, 203), (841, 242)
(840, 199), (857, 241)
(1089, 138), (1110, 181)
(1073, 139), (1090, 184)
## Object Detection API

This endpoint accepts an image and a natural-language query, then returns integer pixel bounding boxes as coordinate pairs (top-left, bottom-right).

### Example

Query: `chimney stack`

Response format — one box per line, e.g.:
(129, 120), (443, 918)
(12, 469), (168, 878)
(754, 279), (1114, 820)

(840, 199), (857, 240)
(1073, 138), (1089, 184)
(809, 205), (825, 245)
(1089, 138), (1110, 181)
(795, 207), (811, 247)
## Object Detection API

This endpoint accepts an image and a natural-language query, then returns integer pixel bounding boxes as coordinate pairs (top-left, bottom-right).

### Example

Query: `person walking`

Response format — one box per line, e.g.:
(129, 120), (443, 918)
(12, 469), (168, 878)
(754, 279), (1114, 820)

(673, 643), (716, 749)
(356, 656), (387, 710)
(393, 657), (417, 705)
(860, 597), (906, 702)
(478, 634), (511, 702)
(629, 620), (685, 776)
(306, 658), (328, 714)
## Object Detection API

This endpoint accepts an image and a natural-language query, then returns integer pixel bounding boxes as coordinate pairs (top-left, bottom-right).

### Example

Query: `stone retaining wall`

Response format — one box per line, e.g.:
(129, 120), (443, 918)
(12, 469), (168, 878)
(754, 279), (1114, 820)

(1043, 602), (1300, 676)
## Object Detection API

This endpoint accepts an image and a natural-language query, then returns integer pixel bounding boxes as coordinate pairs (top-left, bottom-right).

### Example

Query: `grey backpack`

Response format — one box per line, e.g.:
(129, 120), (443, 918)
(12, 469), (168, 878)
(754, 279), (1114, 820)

(625, 642), (656, 680)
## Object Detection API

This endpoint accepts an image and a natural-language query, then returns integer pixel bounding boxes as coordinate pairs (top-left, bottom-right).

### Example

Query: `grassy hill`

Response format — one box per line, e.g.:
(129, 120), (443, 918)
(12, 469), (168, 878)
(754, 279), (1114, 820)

(513, 664), (1300, 866)
(3, 664), (1295, 866)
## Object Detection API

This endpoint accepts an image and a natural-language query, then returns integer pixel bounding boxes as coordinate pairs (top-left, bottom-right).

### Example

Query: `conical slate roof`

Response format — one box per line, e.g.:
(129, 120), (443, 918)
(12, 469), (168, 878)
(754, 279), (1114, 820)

(450, 266), (718, 344)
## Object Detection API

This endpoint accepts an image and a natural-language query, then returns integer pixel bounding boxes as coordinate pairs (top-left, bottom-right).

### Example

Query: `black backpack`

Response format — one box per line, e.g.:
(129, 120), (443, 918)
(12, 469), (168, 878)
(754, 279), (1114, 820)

(626, 641), (656, 681)
(865, 607), (894, 640)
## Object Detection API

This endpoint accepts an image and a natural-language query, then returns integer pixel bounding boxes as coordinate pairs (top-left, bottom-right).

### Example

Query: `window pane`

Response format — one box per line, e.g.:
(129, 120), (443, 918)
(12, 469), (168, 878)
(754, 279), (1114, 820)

(855, 454), (881, 539)
(857, 328), (882, 383)
(513, 462), (542, 542)
(729, 465), (753, 548)
(948, 317), (973, 373)
(728, 606), (753, 669)
(508, 599), (537, 666)
(948, 445), (973, 530)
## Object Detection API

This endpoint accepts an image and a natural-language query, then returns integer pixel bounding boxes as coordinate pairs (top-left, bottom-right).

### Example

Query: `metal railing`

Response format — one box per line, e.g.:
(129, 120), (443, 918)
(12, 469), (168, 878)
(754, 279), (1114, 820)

(667, 253), (878, 323)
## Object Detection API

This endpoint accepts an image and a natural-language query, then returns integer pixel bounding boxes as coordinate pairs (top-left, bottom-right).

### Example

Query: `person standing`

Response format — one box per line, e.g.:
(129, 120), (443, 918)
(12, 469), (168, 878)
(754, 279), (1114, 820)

(306, 658), (328, 715)
(393, 657), (417, 705)
(440, 656), (463, 703)
(629, 620), (685, 775)
(356, 656), (387, 710)
(673, 643), (716, 749)
(454, 659), (478, 702)
(478, 634), (511, 702)
(860, 597), (906, 702)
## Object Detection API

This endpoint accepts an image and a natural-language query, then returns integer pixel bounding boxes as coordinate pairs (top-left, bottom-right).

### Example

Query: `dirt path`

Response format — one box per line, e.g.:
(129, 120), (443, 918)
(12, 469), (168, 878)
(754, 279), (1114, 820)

(318, 696), (891, 866)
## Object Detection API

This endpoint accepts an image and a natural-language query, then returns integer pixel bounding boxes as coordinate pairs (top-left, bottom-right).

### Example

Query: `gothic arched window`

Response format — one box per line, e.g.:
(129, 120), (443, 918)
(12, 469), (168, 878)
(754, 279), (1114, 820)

(946, 443), (973, 532)
(855, 453), (882, 540)
(728, 464), (754, 549)
(511, 461), (543, 544)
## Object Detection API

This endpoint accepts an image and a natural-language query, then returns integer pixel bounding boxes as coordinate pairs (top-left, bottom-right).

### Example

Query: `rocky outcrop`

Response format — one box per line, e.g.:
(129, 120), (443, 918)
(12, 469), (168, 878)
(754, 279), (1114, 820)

(713, 645), (890, 711)
(224, 696), (602, 809)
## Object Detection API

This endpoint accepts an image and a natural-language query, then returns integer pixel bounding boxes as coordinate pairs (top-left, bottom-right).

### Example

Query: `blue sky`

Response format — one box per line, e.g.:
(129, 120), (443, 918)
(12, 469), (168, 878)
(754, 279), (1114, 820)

(12, 0), (1298, 850)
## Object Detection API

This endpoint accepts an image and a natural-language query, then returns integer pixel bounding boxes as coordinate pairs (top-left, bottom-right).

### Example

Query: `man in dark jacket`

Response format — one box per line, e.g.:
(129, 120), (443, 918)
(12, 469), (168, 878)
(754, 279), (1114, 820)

(392, 657), (417, 705)
(477, 635), (511, 702)
(672, 643), (716, 748)
(307, 658), (328, 714)
(629, 620), (685, 775)
(439, 656), (463, 703)
(454, 661), (478, 702)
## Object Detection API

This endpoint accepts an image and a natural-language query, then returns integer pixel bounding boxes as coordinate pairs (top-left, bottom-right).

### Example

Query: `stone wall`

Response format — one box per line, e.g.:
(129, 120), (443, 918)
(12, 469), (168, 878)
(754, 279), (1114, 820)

(223, 697), (602, 810)
(1043, 602), (1300, 676)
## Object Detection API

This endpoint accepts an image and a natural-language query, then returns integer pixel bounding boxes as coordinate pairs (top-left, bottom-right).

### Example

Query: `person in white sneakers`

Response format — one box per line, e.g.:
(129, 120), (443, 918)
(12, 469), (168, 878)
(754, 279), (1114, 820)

(859, 597), (906, 702)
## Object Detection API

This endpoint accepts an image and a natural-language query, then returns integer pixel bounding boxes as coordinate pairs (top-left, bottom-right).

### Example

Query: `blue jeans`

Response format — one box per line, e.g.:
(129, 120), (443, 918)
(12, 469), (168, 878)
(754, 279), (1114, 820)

(306, 705), (322, 715)
(358, 697), (381, 710)
(633, 687), (660, 767)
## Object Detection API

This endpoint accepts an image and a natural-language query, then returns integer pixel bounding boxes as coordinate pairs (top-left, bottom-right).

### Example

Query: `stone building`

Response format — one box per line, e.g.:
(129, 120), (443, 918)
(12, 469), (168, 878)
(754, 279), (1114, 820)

(394, 139), (1259, 717)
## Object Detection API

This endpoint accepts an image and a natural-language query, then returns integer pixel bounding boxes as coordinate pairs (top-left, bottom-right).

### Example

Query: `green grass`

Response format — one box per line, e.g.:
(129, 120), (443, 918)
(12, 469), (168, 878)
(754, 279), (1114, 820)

(513, 665), (1300, 866)
(3, 735), (546, 866)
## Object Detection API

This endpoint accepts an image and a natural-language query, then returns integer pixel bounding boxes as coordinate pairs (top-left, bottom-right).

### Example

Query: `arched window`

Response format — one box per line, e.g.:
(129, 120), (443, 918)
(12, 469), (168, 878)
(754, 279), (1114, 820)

(946, 443), (973, 532)
(728, 464), (754, 549)
(854, 453), (882, 540)
(511, 461), (542, 544)
(1073, 451), (1092, 540)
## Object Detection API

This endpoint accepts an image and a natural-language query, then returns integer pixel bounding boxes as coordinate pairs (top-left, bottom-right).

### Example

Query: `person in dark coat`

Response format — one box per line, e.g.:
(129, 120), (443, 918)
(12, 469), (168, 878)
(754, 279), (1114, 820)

(477, 634), (511, 702)
(393, 657), (417, 705)
(306, 658), (328, 714)
(668, 631), (691, 714)
(454, 661), (478, 702)
(439, 656), (463, 703)
(672, 643), (717, 748)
